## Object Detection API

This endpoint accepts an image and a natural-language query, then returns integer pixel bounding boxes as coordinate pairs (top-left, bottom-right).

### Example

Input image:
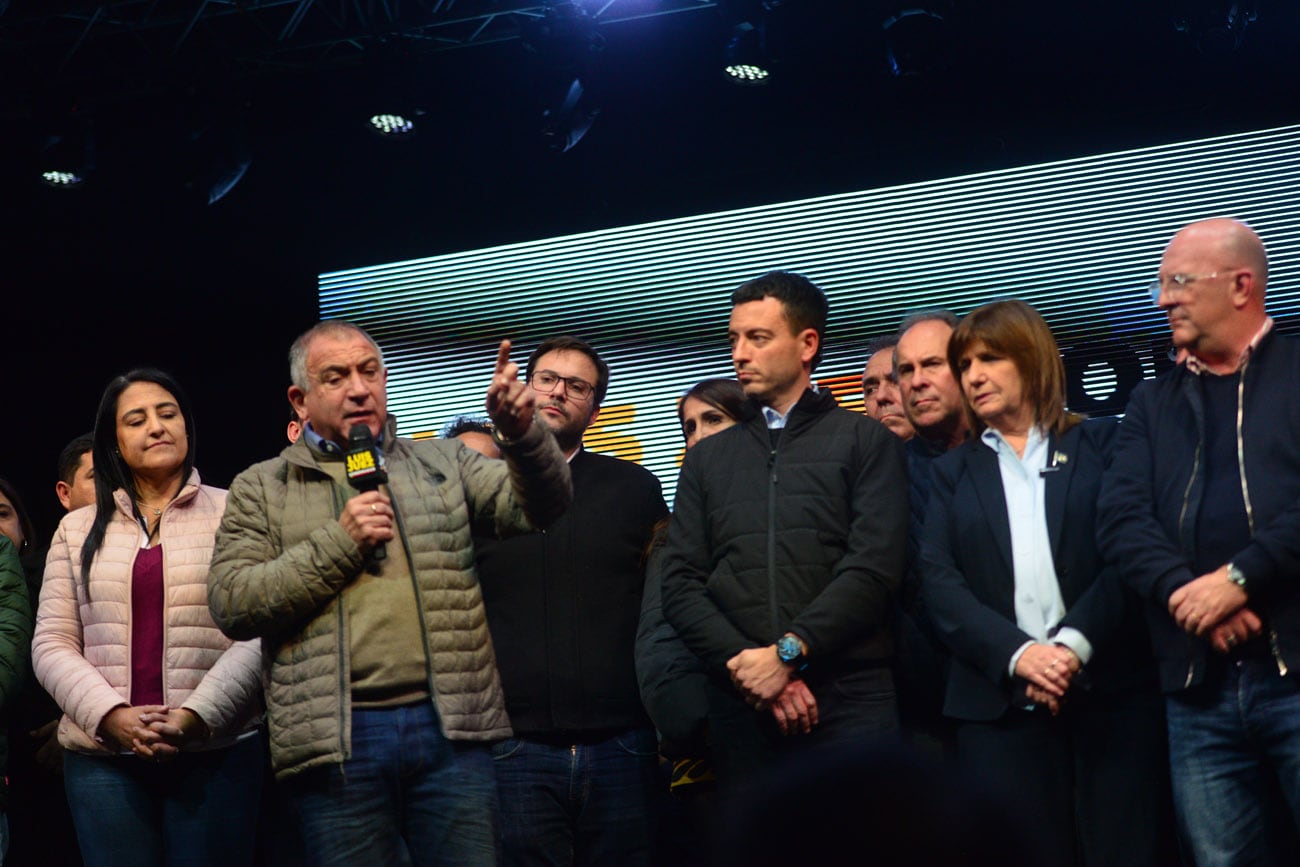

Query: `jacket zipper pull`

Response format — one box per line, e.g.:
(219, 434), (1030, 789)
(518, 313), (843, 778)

(1270, 630), (1289, 676)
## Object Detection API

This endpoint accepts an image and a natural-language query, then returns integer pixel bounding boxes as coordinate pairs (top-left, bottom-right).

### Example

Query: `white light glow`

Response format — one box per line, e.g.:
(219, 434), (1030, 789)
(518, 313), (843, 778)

(369, 114), (415, 136)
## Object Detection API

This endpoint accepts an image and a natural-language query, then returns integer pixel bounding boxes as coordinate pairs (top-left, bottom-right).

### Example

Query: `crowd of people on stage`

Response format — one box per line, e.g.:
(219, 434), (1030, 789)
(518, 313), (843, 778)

(0, 216), (1297, 867)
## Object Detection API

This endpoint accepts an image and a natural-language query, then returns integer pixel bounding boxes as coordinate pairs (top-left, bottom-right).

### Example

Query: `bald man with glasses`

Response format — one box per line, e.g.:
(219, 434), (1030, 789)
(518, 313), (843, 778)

(1100, 218), (1300, 865)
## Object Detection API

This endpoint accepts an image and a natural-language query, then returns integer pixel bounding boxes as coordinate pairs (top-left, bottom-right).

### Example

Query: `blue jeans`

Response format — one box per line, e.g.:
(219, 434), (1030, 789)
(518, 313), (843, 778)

(491, 728), (660, 867)
(285, 701), (497, 867)
(63, 733), (264, 867)
(1167, 657), (1300, 866)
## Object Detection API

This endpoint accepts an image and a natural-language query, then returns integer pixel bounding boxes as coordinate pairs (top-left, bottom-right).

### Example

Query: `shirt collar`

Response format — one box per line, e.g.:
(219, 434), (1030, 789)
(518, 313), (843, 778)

(761, 404), (790, 429)
(1184, 316), (1273, 376)
(302, 421), (387, 456)
(761, 383), (819, 429)
(980, 424), (1049, 465)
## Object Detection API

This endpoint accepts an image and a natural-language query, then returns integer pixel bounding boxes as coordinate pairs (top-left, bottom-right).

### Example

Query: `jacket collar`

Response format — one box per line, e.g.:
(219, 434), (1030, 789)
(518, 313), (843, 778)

(288, 413), (401, 471)
(111, 468), (203, 520)
(963, 423), (1082, 570)
(1184, 316), (1274, 376)
(740, 387), (836, 431)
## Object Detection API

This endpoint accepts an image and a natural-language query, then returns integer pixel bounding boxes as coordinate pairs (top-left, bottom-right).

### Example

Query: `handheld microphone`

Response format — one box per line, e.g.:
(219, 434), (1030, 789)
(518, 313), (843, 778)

(346, 423), (389, 562)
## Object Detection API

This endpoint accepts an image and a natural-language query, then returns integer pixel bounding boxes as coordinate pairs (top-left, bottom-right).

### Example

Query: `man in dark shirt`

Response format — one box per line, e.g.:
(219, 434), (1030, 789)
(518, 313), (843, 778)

(892, 311), (969, 742)
(476, 336), (667, 867)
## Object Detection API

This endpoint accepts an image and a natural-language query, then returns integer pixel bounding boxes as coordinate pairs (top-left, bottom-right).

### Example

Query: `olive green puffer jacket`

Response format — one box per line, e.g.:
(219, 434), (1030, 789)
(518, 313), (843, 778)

(208, 420), (570, 779)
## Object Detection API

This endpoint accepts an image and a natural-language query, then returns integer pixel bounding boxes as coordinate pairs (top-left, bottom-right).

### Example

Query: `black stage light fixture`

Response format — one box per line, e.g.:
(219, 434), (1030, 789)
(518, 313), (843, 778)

(541, 77), (600, 153)
(724, 21), (772, 85)
(39, 123), (94, 189)
(520, 1), (605, 70)
(1175, 3), (1257, 56)
(178, 95), (253, 206)
(368, 113), (417, 137)
(882, 6), (956, 77)
(362, 39), (428, 139)
(522, 2), (605, 154)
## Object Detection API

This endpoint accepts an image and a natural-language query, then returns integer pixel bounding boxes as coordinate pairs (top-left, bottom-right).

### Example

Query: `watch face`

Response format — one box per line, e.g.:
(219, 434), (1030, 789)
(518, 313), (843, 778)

(777, 635), (800, 663)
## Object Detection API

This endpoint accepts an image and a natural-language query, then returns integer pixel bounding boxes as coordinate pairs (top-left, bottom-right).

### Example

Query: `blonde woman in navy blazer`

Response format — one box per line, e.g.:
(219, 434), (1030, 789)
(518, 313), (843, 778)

(918, 300), (1175, 867)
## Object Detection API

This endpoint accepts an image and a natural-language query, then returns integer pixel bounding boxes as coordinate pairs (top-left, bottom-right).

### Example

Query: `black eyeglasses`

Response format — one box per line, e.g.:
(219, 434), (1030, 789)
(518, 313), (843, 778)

(529, 369), (596, 401)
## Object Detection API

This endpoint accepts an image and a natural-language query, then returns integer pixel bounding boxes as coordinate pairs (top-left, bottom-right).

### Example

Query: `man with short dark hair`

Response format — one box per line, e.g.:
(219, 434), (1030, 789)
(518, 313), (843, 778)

(1099, 218), (1300, 864)
(442, 415), (500, 459)
(663, 271), (908, 781)
(54, 433), (95, 512)
(209, 321), (572, 867)
(861, 335), (913, 441)
(476, 335), (667, 866)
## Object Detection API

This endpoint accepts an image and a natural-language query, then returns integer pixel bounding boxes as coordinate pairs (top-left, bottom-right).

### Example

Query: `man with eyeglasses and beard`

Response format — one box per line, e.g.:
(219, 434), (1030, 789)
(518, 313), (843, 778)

(475, 336), (669, 867)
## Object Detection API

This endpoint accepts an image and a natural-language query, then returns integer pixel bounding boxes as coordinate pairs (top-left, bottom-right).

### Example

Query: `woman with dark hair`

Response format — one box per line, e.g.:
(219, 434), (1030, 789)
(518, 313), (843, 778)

(33, 369), (263, 867)
(0, 479), (36, 562)
(918, 300), (1174, 865)
(677, 378), (748, 451)
(636, 378), (746, 865)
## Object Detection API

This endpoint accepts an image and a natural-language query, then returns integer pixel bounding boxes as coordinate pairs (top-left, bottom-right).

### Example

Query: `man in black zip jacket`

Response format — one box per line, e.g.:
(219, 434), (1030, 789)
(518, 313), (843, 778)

(662, 271), (909, 783)
(1098, 218), (1300, 865)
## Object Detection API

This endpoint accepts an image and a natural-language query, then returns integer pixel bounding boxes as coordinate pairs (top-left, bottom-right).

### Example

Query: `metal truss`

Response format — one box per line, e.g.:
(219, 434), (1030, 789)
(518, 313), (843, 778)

(2, 0), (719, 76)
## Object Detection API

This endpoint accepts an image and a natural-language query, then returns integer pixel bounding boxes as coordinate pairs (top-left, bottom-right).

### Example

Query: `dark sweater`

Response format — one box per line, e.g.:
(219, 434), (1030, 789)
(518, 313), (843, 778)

(476, 448), (667, 737)
(1099, 328), (1300, 691)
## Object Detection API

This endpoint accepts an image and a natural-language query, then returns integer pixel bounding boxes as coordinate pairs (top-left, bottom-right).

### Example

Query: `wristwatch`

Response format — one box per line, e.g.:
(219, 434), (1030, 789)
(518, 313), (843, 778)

(1226, 562), (1247, 590)
(776, 633), (807, 669)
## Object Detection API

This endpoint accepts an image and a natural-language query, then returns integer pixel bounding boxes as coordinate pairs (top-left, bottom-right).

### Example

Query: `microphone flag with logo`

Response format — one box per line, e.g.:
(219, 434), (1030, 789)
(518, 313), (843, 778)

(346, 423), (388, 562)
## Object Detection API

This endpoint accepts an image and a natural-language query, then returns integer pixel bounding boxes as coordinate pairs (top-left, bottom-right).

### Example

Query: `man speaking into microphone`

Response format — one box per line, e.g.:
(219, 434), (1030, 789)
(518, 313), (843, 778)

(207, 321), (572, 867)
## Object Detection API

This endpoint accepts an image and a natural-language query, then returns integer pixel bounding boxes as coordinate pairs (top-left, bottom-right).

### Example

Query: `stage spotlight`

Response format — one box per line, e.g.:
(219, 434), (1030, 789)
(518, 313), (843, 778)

(541, 77), (600, 154)
(368, 113), (416, 137)
(521, 2), (604, 70)
(182, 118), (251, 206)
(41, 171), (82, 187)
(522, 2), (605, 154)
(724, 22), (771, 85)
(1175, 3), (1257, 56)
(882, 7), (955, 77)
(39, 127), (94, 189)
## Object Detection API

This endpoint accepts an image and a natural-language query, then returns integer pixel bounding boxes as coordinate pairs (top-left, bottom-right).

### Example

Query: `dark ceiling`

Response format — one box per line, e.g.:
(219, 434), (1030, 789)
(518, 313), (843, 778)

(3, 0), (1299, 536)
(5, 1), (1299, 265)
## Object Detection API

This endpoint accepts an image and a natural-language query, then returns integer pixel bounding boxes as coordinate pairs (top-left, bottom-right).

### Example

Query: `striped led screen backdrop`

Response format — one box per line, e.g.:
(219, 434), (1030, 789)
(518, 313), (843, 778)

(321, 123), (1300, 501)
